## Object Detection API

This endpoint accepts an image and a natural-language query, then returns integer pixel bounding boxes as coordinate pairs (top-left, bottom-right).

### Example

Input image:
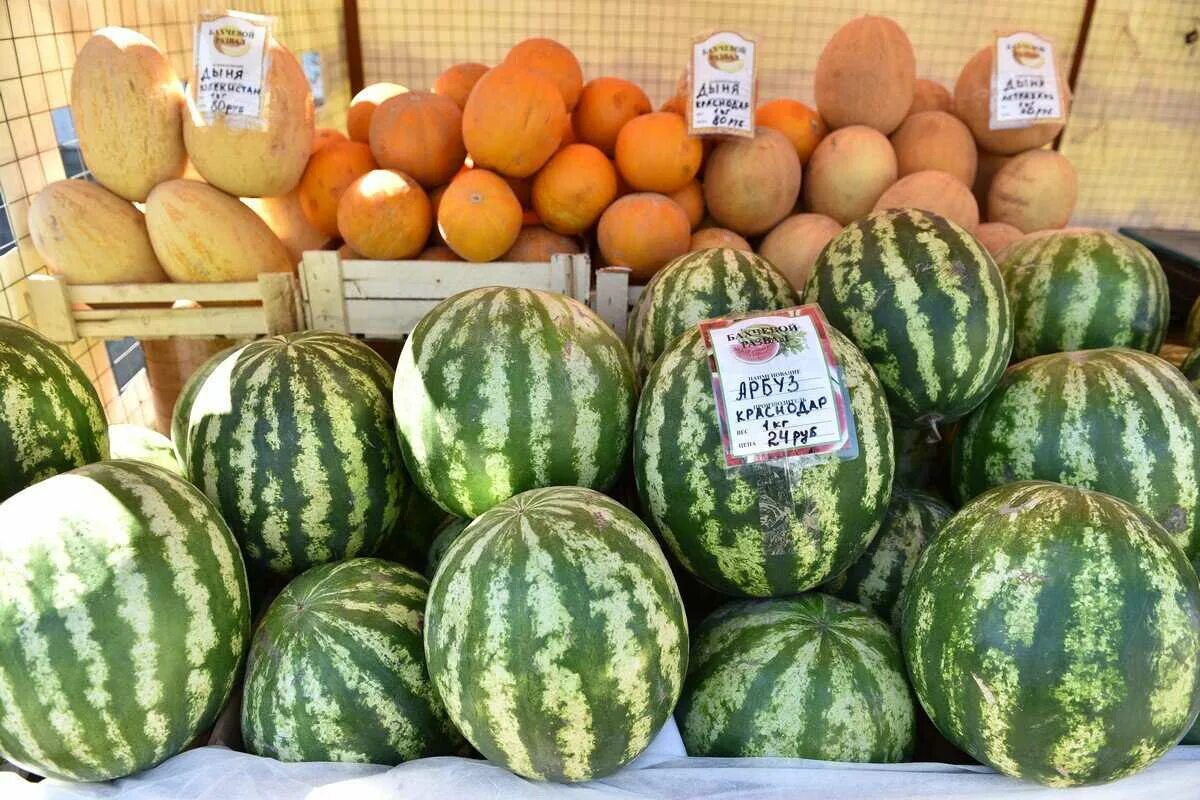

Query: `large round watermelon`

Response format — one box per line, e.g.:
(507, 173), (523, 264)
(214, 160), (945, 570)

(171, 342), (237, 465)
(0, 317), (107, 502)
(394, 288), (636, 519)
(108, 423), (183, 476)
(823, 487), (952, 627)
(952, 348), (1200, 563)
(626, 248), (797, 378)
(1000, 229), (1168, 361)
(1181, 347), (1200, 391)
(242, 557), (462, 764)
(425, 516), (469, 579)
(424, 486), (687, 782)
(902, 481), (1200, 787)
(677, 593), (914, 761)
(634, 325), (894, 596)
(186, 331), (408, 576)
(0, 460), (250, 781)
(802, 208), (1012, 430)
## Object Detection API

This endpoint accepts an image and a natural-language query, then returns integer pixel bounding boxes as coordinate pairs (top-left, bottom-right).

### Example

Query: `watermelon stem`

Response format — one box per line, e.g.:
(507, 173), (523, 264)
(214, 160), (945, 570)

(919, 415), (943, 444)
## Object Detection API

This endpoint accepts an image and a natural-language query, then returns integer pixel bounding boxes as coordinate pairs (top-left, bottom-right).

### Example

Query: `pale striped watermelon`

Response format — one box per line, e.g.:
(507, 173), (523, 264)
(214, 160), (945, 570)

(186, 331), (408, 576)
(634, 325), (894, 596)
(424, 486), (688, 782)
(902, 481), (1200, 787)
(0, 317), (107, 502)
(952, 348), (1200, 563)
(109, 423), (183, 476)
(0, 460), (250, 781)
(242, 558), (463, 764)
(823, 488), (952, 626)
(171, 343), (236, 465)
(677, 594), (914, 761)
(394, 288), (636, 519)
(803, 208), (1012, 431)
(1000, 229), (1168, 361)
(625, 248), (797, 378)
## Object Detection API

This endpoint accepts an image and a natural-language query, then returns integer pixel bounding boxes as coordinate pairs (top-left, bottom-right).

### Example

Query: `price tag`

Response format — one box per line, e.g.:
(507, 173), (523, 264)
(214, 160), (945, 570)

(193, 10), (273, 127)
(989, 31), (1065, 130)
(301, 51), (325, 108)
(688, 31), (756, 138)
(699, 306), (858, 468)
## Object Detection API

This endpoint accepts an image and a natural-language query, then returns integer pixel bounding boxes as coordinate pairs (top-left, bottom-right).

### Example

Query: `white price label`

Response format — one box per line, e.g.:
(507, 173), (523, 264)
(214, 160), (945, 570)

(689, 31), (756, 138)
(700, 307), (855, 468)
(989, 31), (1065, 130)
(194, 11), (272, 125)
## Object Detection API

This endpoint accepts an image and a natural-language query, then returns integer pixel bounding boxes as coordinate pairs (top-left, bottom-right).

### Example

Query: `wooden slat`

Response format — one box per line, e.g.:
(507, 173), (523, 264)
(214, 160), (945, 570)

(257, 273), (300, 335)
(345, 298), (441, 338)
(26, 275), (78, 342)
(595, 267), (631, 336)
(628, 285), (645, 305)
(568, 253), (592, 304)
(68, 281), (263, 304)
(339, 259), (567, 296)
(301, 250), (349, 332)
(75, 307), (268, 339)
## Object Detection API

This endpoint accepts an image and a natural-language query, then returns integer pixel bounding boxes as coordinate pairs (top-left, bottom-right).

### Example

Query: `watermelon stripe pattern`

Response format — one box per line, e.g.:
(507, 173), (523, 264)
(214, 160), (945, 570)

(242, 558), (463, 764)
(1181, 347), (1200, 390)
(0, 317), (107, 502)
(394, 288), (636, 519)
(187, 331), (407, 576)
(678, 594), (914, 762)
(626, 248), (798, 378)
(0, 460), (250, 781)
(823, 488), (952, 627)
(952, 348), (1200, 563)
(634, 325), (894, 596)
(803, 208), (1012, 428)
(902, 481), (1200, 787)
(171, 343), (236, 465)
(425, 487), (688, 782)
(1000, 229), (1168, 361)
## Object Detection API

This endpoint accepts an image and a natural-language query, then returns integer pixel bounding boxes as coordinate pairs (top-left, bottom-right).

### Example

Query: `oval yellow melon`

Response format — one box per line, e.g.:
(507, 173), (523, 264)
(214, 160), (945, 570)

(972, 151), (1011, 209)
(803, 125), (897, 224)
(145, 180), (293, 281)
(703, 128), (801, 236)
(974, 221), (1024, 258)
(908, 79), (953, 115)
(183, 40), (315, 197)
(890, 110), (977, 186)
(815, 16), (915, 134)
(30, 179), (166, 283)
(873, 170), (980, 231)
(955, 47), (1070, 155)
(758, 213), (843, 292)
(242, 188), (330, 263)
(690, 228), (751, 252)
(987, 149), (1078, 232)
(70, 27), (187, 202)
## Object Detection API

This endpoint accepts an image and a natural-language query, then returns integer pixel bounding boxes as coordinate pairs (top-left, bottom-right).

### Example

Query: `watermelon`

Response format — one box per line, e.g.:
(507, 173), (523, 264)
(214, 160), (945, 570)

(802, 208), (1012, 431)
(1000, 229), (1168, 361)
(892, 424), (949, 492)
(424, 486), (688, 782)
(952, 348), (1200, 563)
(634, 325), (894, 596)
(394, 288), (636, 519)
(677, 593), (914, 761)
(242, 557), (463, 764)
(0, 460), (250, 781)
(1187, 294), (1200, 347)
(901, 481), (1200, 787)
(374, 485), (455, 569)
(187, 331), (408, 576)
(1181, 347), (1200, 389)
(823, 488), (952, 627)
(425, 517), (468, 579)
(625, 248), (798, 378)
(171, 343), (236, 465)
(0, 317), (107, 502)
(108, 423), (183, 476)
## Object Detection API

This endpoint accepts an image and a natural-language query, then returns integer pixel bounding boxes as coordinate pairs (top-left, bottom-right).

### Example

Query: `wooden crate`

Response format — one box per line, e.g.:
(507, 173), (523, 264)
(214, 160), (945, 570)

(300, 251), (633, 337)
(26, 273), (303, 343)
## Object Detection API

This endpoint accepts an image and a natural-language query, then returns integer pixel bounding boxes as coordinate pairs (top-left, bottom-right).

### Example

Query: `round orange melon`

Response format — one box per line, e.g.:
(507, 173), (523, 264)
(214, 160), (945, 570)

(890, 110), (977, 186)
(815, 16), (915, 134)
(313, 128), (347, 153)
(504, 38), (583, 111)
(369, 91), (465, 188)
(803, 125), (897, 224)
(418, 244), (461, 261)
(337, 169), (431, 259)
(503, 226), (582, 261)
(297, 140), (377, 237)
(462, 64), (566, 178)
(955, 47), (1069, 154)
(438, 169), (523, 261)
(531, 144), (618, 236)
(758, 213), (843, 292)
(703, 127), (801, 236)
(755, 99), (827, 165)
(573, 77), (652, 156)
(432, 62), (488, 110)
(669, 180), (705, 230)
(347, 82), (408, 143)
(690, 228), (751, 253)
(614, 111), (703, 194)
(974, 221), (1024, 257)
(597, 193), (691, 283)
(909, 79), (953, 115)
(873, 170), (980, 231)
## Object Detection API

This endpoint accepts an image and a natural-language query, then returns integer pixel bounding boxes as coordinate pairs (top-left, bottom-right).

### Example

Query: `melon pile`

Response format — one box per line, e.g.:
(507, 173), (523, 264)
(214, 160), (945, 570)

(4, 10), (1199, 796)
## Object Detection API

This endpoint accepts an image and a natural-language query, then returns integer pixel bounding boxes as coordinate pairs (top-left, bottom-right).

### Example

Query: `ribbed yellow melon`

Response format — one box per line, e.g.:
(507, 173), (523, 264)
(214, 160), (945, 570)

(987, 150), (1078, 233)
(814, 16), (915, 134)
(70, 27), (187, 202)
(803, 125), (897, 224)
(30, 180), (166, 284)
(145, 180), (292, 281)
(183, 40), (315, 198)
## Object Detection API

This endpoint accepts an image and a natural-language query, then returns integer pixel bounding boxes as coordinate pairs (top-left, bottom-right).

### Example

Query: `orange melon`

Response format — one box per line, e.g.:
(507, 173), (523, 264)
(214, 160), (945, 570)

(909, 79), (953, 115)
(669, 180), (705, 230)
(313, 128), (347, 153)
(418, 245), (462, 261)
(890, 111), (977, 186)
(462, 64), (566, 178)
(369, 91), (465, 188)
(690, 228), (752, 253)
(755, 99), (827, 165)
(597, 193), (691, 283)
(504, 38), (584, 111)
(974, 222), (1024, 258)
(758, 213), (843, 292)
(955, 47), (1069, 155)
(815, 16), (915, 134)
(987, 149), (1078, 232)
(432, 62), (489, 110)
(614, 111), (703, 194)
(297, 140), (378, 237)
(873, 170), (980, 231)
(502, 226), (582, 261)
(531, 144), (618, 236)
(347, 82), (408, 143)
(337, 169), (432, 259)
(573, 77), (652, 156)
(438, 169), (523, 261)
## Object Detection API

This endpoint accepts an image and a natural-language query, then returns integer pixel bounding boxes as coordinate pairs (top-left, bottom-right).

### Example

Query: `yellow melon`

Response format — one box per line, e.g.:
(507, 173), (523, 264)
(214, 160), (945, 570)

(802, 125), (897, 224)
(987, 149), (1078, 232)
(703, 128), (802, 236)
(690, 228), (751, 253)
(908, 79), (953, 115)
(814, 16), (915, 134)
(758, 213), (843, 292)
(974, 222), (1024, 258)
(889, 111), (977, 186)
(873, 170), (980, 231)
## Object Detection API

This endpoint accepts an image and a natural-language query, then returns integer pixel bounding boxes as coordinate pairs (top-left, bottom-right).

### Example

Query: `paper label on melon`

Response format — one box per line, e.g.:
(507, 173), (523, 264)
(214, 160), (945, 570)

(989, 32), (1064, 129)
(688, 31), (756, 138)
(194, 11), (273, 126)
(699, 305), (857, 467)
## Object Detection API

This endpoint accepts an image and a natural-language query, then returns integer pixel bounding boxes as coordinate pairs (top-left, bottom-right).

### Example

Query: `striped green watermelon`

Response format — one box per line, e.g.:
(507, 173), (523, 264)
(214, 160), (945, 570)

(1187, 295), (1200, 347)
(952, 348), (1200, 563)
(902, 481), (1200, 787)
(634, 325), (894, 597)
(424, 486), (687, 782)
(394, 288), (636, 519)
(242, 557), (463, 764)
(0, 460), (250, 781)
(823, 488), (952, 627)
(677, 593), (914, 761)
(425, 517), (468, 579)
(1181, 347), (1200, 390)
(625, 248), (797, 378)
(109, 424), (183, 476)
(374, 485), (454, 569)
(1000, 229), (1168, 361)
(802, 208), (1012, 431)
(171, 343), (236, 465)
(187, 331), (408, 576)
(0, 317), (107, 502)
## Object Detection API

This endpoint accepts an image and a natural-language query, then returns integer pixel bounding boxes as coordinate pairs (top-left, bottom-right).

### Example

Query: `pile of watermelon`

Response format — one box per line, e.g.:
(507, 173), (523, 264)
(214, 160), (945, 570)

(3, 204), (1200, 790)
